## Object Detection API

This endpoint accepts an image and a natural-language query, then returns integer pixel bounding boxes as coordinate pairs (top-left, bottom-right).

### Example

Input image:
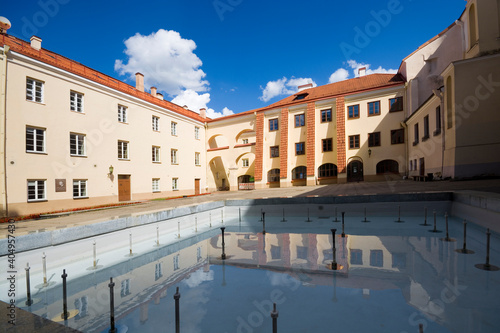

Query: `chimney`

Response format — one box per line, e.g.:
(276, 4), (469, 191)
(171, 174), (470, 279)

(150, 87), (157, 97)
(358, 67), (366, 77)
(135, 72), (144, 92)
(156, 93), (163, 100)
(30, 36), (42, 50)
(183, 105), (189, 109)
(298, 83), (313, 92)
(200, 108), (206, 118)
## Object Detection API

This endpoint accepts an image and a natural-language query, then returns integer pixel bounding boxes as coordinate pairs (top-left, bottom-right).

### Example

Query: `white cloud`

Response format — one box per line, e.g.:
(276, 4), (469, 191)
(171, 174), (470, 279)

(171, 89), (234, 119)
(259, 77), (316, 102)
(346, 60), (397, 77)
(115, 29), (209, 96)
(328, 68), (350, 83)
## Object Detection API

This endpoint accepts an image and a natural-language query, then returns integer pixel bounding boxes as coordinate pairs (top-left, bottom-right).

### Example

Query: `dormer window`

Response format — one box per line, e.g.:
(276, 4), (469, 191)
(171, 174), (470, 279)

(293, 93), (308, 101)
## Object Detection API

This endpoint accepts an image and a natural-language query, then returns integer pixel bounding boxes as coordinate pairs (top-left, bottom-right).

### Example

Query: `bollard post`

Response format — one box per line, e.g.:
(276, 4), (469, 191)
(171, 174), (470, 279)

(42, 252), (47, 286)
(456, 220), (475, 254)
(262, 212), (266, 234)
(156, 226), (160, 246)
(341, 212), (346, 238)
(281, 208), (287, 222)
(395, 205), (403, 223)
(475, 229), (500, 271)
(429, 210), (442, 233)
(271, 302), (279, 333)
(108, 277), (116, 333)
(330, 229), (338, 270)
(333, 207), (339, 222)
(420, 207), (428, 226)
(441, 212), (456, 242)
(178, 221), (181, 239)
(25, 263), (32, 306)
(221, 227), (226, 260)
(174, 287), (181, 333)
(362, 207), (369, 223)
(93, 241), (97, 268)
(419, 323), (424, 333)
(221, 209), (224, 224)
(129, 232), (133, 255)
(61, 269), (68, 320)
(209, 212), (212, 227)
(306, 208), (311, 222)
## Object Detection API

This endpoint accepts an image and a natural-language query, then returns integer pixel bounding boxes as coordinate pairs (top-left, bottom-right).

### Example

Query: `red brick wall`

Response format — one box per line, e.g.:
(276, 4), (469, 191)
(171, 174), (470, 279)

(306, 102), (316, 176)
(336, 97), (346, 173)
(279, 108), (289, 179)
(254, 113), (264, 181)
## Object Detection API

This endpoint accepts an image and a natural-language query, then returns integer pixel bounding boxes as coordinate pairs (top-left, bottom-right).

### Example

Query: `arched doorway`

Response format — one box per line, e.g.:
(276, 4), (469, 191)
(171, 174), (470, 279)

(238, 175), (254, 190)
(347, 158), (364, 182)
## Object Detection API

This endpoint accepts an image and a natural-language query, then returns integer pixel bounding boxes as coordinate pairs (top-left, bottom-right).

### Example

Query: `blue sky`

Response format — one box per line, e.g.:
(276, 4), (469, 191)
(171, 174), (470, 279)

(3, 0), (465, 117)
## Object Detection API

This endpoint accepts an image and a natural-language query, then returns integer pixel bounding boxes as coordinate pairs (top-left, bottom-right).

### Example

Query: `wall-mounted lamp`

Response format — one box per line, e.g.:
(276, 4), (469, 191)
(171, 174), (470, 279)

(368, 149), (372, 157)
(108, 165), (114, 177)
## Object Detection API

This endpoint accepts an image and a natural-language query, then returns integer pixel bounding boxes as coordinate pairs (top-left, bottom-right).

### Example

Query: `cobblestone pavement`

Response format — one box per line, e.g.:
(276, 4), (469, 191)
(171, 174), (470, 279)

(2, 178), (500, 238)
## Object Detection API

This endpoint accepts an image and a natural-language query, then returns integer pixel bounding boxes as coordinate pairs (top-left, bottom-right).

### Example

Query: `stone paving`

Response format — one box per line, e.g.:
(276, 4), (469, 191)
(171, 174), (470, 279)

(2, 178), (500, 239)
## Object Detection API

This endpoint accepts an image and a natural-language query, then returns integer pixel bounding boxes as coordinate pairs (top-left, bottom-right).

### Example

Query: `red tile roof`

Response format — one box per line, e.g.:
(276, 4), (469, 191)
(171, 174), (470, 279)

(0, 34), (208, 122)
(208, 73), (405, 123)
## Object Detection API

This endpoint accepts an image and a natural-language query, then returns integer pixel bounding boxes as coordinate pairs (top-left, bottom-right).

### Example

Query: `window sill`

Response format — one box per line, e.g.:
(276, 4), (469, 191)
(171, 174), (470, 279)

(153, 161), (161, 164)
(172, 189), (179, 191)
(27, 199), (47, 203)
(317, 176), (338, 180)
(118, 121), (129, 125)
(348, 117), (360, 120)
(368, 113), (381, 117)
(389, 109), (403, 113)
(195, 164), (201, 167)
(412, 141), (419, 146)
(70, 110), (85, 115)
(26, 151), (47, 155)
(153, 130), (160, 133)
(422, 135), (429, 142)
(433, 129), (441, 136)
(152, 191), (161, 193)
(118, 158), (130, 161)
(73, 196), (89, 200)
(391, 142), (404, 145)
(70, 154), (87, 158)
(271, 156), (280, 158)
(26, 100), (45, 105)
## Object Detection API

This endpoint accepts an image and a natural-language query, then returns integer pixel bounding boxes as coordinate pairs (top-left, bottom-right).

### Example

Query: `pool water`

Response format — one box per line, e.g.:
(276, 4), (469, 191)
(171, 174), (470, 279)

(2, 203), (500, 332)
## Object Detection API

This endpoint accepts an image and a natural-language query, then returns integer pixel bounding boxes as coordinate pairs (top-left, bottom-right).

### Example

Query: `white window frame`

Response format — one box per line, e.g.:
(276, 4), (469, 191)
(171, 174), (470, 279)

(195, 126), (200, 140)
(73, 179), (87, 198)
(70, 91), (84, 113)
(26, 78), (44, 103)
(118, 105), (127, 123)
(172, 178), (178, 191)
(152, 178), (160, 192)
(152, 116), (160, 131)
(26, 127), (45, 153)
(152, 146), (161, 162)
(70, 133), (86, 156)
(171, 122), (177, 136)
(242, 158), (249, 167)
(118, 141), (129, 160)
(27, 180), (46, 202)
(171, 149), (178, 165)
(173, 254), (180, 270)
(195, 152), (200, 166)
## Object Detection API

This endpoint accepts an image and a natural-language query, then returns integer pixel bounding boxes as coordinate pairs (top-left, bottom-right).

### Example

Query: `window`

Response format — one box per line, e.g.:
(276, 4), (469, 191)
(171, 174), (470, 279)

(27, 180), (46, 201)
(295, 142), (305, 155)
(26, 127), (45, 153)
(321, 109), (332, 122)
(322, 138), (333, 152)
(242, 158), (249, 167)
(296, 246), (308, 259)
(413, 123), (419, 145)
(368, 101), (381, 116)
(469, 4), (478, 47)
(293, 93), (308, 101)
(350, 249), (363, 265)
(318, 163), (337, 178)
(414, 159), (417, 170)
(295, 114), (305, 127)
(118, 141), (129, 159)
(376, 160), (399, 174)
(73, 180), (87, 198)
(270, 146), (279, 158)
(269, 118), (279, 131)
(155, 263), (163, 280)
(70, 133), (86, 156)
(118, 105), (127, 123)
(195, 152), (200, 166)
(446, 76), (453, 129)
(292, 166), (307, 180)
(120, 279), (130, 297)
(152, 146), (160, 162)
(70, 91), (83, 113)
(171, 149), (178, 164)
(268, 169), (280, 182)
(391, 129), (404, 144)
(195, 126), (200, 140)
(349, 135), (360, 149)
(26, 78), (43, 103)
(370, 250), (383, 267)
(152, 116), (160, 131)
(434, 106), (441, 135)
(392, 253), (407, 269)
(423, 115), (429, 140)
(242, 139), (249, 144)
(389, 97), (403, 112)
(348, 105), (359, 119)
(172, 178), (178, 191)
(368, 132), (381, 147)
(171, 122), (177, 136)
(271, 245), (281, 260)
(152, 178), (160, 192)
(409, 160), (413, 171)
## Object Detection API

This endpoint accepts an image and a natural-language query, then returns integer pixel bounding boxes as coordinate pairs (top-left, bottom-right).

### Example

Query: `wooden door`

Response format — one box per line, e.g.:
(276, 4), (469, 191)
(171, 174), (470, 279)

(118, 175), (131, 201)
(347, 160), (364, 182)
(194, 179), (200, 195)
(419, 158), (425, 177)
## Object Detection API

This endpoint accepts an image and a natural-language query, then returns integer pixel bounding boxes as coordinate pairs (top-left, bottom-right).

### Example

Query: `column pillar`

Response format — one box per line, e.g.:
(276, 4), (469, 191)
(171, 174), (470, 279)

(279, 108), (289, 187)
(336, 97), (347, 183)
(306, 102), (316, 186)
(254, 112), (264, 188)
